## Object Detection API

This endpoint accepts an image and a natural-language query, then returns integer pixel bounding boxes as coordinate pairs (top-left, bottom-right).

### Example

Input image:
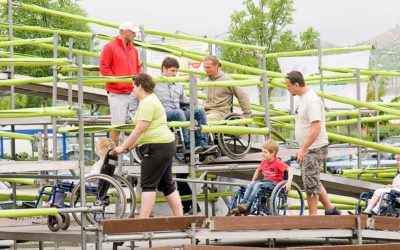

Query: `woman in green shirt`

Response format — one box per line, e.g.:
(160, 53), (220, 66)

(114, 73), (183, 218)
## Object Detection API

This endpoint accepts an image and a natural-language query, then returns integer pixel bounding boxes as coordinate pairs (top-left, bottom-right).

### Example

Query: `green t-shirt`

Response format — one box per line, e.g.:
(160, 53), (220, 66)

(132, 94), (175, 146)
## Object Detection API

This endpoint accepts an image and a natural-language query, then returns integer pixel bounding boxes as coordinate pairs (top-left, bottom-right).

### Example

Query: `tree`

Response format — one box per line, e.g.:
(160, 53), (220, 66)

(221, 0), (319, 73)
(366, 76), (386, 102)
(0, 0), (94, 108)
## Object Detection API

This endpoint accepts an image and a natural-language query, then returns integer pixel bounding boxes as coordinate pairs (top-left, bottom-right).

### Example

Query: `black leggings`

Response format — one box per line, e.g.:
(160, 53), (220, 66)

(139, 141), (176, 196)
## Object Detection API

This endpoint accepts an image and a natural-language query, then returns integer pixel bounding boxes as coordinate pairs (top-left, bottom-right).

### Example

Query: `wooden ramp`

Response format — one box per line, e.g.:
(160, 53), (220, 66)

(153, 243), (400, 250)
(198, 161), (384, 198)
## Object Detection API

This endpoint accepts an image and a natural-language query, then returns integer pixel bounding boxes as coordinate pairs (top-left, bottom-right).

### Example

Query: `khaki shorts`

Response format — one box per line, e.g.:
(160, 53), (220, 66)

(107, 93), (131, 125)
(300, 145), (328, 196)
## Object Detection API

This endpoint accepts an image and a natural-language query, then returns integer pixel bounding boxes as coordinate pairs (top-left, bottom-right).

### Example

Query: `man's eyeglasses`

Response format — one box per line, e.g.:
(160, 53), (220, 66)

(285, 75), (295, 84)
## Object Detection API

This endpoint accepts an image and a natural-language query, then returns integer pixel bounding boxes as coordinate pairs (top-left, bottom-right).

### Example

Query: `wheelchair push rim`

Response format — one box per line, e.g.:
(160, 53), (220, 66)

(269, 180), (304, 216)
(217, 113), (252, 160)
(70, 174), (127, 225)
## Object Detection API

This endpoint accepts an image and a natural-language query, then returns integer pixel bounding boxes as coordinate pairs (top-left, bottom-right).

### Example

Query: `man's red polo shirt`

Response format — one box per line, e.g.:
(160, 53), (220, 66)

(100, 37), (141, 94)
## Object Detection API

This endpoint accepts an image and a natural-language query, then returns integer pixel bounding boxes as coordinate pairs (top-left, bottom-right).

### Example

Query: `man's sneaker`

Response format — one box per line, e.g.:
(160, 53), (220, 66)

(237, 204), (250, 213)
(325, 206), (341, 215)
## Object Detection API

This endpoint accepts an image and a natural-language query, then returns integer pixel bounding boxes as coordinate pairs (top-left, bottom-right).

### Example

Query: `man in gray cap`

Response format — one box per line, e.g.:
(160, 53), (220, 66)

(100, 21), (142, 146)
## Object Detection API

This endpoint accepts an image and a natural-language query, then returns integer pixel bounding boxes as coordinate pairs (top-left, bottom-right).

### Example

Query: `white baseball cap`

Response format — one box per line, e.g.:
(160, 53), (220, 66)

(119, 21), (140, 33)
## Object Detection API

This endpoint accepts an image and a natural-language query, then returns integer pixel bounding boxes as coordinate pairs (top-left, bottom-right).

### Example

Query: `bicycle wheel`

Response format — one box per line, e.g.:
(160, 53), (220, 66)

(113, 174), (136, 218)
(217, 113), (252, 160)
(70, 174), (126, 225)
(269, 181), (304, 216)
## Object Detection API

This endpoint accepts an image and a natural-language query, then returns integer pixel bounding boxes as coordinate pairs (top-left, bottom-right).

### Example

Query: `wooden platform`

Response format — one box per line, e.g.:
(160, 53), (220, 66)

(154, 243), (400, 250)
(0, 160), (78, 173)
(1, 215), (400, 248)
(0, 219), (96, 243)
(101, 216), (206, 235)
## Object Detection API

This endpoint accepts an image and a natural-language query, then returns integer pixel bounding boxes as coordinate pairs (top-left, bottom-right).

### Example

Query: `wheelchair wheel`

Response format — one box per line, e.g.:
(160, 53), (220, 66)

(227, 186), (246, 215)
(70, 174), (127, 225)
(60, 213), (70, 230)
(113, 174), (136, 218)
(217, 113), (252, 160)
(47, 214), (63, 232)
(132, 148), (142, 164)
(355, 191), (373, 215)
(269, 181), (304, 216)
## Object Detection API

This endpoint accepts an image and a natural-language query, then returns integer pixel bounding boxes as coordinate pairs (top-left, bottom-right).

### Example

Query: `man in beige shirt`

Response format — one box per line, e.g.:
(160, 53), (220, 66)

(202, 55), (252, 209)
(202, 55), (252, 121)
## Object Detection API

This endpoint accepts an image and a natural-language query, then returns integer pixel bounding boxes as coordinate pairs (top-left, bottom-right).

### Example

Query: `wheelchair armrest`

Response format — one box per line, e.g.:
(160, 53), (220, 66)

(390, 190), (400, 195)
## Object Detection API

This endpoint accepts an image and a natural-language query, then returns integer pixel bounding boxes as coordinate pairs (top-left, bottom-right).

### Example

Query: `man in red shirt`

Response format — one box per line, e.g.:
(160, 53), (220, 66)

(100, 21), (142, 146)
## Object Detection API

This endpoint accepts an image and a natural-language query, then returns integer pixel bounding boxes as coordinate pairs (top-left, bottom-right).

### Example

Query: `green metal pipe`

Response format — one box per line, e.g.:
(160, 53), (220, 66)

(0, 131), (36, 141)
(0, 208), (58, 218)
(0, 37), (53, 48)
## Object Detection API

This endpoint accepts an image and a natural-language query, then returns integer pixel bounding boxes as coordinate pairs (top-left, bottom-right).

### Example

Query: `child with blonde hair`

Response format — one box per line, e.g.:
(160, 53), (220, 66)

(90, 138), (115, 175)
(236, 140), (294, 213)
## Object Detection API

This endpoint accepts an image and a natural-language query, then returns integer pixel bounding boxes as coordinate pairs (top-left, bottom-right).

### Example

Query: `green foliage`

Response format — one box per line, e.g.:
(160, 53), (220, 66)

(16, 151), (29, 160)
(369, 124), (400, 141)
(221, 0), (319, 73)
(0, 0), (95, 108)
(366, 76), (386, 102)
(390, 96), (400, 103)
(0, 94), (44, 110)
(2, 153), (11, 159)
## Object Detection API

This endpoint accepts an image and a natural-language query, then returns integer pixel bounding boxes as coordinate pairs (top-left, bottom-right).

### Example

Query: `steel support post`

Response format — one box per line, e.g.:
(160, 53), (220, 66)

(355, 70), (362, 170)
(189, 73), (198, 214)
(77, 54), (88, 250)
(52, 33), (59, 162)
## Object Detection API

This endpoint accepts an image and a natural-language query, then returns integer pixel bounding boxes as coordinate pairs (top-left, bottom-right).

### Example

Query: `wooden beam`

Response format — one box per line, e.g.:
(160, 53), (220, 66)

(368, 216), (400, 231)
(184, 245), (275, 250)
(210, 215), (358, 231)
(101, 216), (206, 235)
(289, 243), (400, 249)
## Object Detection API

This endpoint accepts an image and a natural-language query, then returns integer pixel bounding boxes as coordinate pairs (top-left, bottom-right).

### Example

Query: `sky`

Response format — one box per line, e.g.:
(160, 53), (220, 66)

(79, 0), (400, 46)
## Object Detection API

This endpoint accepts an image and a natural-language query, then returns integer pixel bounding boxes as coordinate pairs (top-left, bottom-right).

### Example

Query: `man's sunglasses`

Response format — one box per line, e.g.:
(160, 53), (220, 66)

(285, 75), (296, 84)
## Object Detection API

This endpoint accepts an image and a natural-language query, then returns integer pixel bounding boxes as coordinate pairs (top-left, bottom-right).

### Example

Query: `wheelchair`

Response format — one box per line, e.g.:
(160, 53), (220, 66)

(35, 149), (136, 232)
(131, 112), (252, 164)
(228, 172), (304, 216)
(34, 181), (74, 232)
(356, 190), (400, 217)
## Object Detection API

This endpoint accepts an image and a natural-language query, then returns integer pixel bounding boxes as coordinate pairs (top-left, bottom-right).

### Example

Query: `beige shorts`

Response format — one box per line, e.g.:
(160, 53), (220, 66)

(107, 92), (131, 125)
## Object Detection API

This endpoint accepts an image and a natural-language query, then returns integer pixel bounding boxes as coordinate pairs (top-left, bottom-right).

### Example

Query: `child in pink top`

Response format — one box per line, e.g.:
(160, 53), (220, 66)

(236, 140), (294, 213)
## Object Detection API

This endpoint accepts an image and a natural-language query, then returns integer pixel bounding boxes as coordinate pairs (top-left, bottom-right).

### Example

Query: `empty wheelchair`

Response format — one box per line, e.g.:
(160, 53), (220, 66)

(356, 190), (400, 217)
(228, 174), (304, 216)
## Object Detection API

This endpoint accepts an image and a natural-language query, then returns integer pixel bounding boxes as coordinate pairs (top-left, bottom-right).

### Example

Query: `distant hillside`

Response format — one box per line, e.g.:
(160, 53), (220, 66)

(363, 25), (400, 70)
(320, 25), (400, 70)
